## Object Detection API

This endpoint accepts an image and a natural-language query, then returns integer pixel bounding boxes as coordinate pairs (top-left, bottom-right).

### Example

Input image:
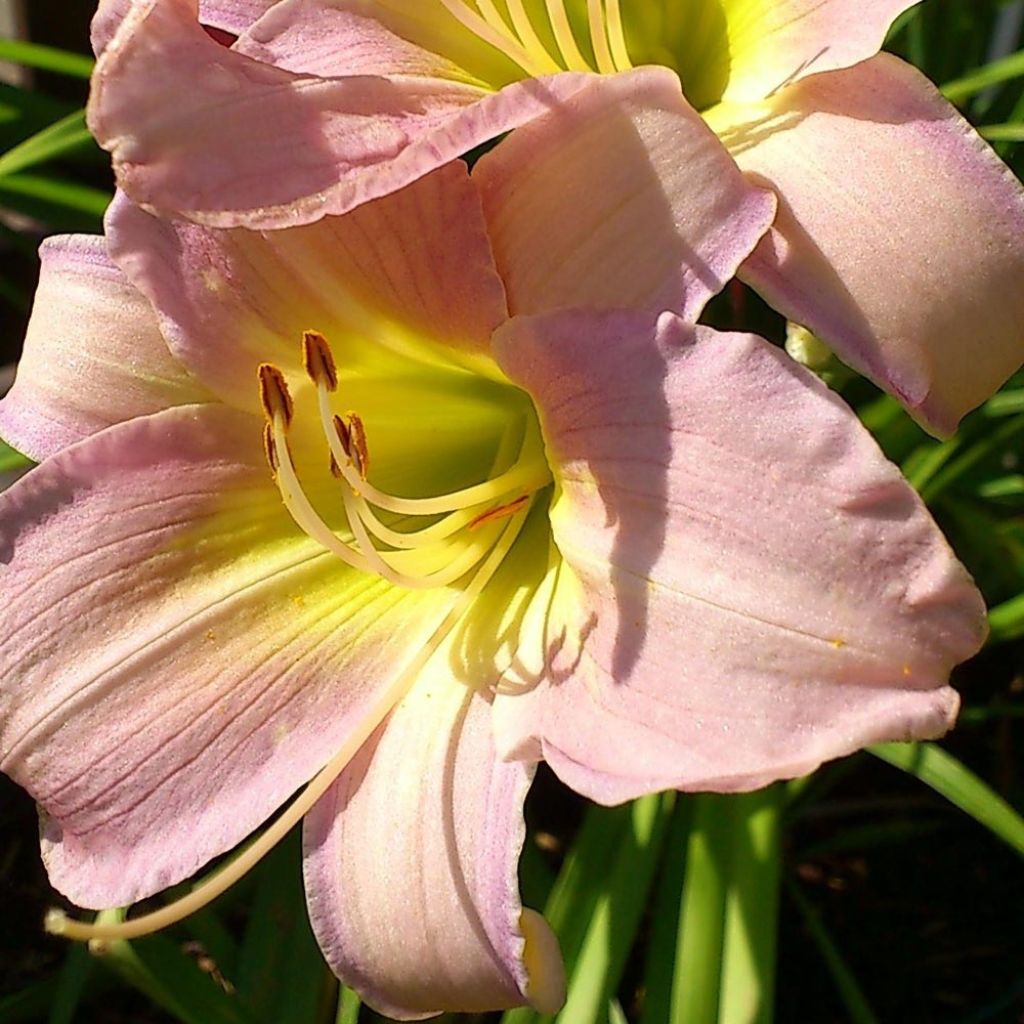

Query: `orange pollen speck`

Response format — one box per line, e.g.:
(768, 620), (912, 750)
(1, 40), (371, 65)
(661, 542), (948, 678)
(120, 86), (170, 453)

(469, 495), (530, 530)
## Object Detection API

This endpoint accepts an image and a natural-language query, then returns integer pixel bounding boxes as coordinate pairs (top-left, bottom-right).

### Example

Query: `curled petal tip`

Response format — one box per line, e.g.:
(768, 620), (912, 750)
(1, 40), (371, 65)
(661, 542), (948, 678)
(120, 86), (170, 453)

(520, 908), (565, 1015)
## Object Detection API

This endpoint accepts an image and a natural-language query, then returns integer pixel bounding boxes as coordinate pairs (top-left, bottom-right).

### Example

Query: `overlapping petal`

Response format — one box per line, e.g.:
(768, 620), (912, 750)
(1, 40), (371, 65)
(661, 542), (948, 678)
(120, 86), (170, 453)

(106, 163), (508, 409)
(304, 675), (560, 1020)
(473, 67), (775, 321)
(713, 0), (917, 102)
(0, 404), (458, 907)
(491, 310), (986, 801)
(88, 0), (601, 228)
(717, 54), (1024, 435)
(0, 234), (209, 462)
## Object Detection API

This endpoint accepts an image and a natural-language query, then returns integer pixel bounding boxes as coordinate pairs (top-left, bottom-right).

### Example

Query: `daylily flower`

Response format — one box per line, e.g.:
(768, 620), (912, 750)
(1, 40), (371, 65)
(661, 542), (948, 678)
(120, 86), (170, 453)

(88, 0), (1024, 436)
(0, 156), (986, 1017)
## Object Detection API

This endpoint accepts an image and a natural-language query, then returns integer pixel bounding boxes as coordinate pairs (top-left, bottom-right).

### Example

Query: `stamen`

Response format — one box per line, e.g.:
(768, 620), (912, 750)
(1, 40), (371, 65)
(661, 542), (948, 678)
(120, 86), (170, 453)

(346, 413), (369, 481)
(262, 423), (278, 474)
(437, 0), (551, 76)
(44, 507), (533, 944)
(341, 486), (510, 590)
(504, 0), (562, 74)
(332, 414), (351, 459)
(316, 384), (549, 517)
(586, 0), (617, 75)
(544, 0), (592, 71)
(269, 414), (374, 574)
(469, 495), (530, 530)
(302, 330), (337, 392)
(257, 364), (293, 428)
(604, 0), (631, 71)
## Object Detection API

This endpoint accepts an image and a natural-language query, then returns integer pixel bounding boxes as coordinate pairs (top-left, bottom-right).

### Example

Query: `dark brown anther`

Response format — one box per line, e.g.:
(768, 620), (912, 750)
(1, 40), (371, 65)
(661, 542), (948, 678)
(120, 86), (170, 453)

(257, 363), (293, 428)
(329, 453), (344, 479)
(262, 423), (279, 473)
(347, 412), (370, 481)
(302, 330), (338, 391)
(332, 414), (352, 457)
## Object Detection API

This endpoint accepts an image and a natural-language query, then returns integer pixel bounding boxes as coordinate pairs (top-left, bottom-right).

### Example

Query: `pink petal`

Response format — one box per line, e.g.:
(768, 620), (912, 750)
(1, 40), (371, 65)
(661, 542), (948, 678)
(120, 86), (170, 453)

(105, 165), (507, 410)
(201, 0), (276, 33)
(491, 310), (986, 802)
(92, 0), (272, 56)
(304, 679), (562, 1019)
(235, 0), (471, 80)
(87, 0), (595, 228)
(727, 54), (1024, 435)
(473, 67), (775, 320)
(0, 234), (208, 462)
(0, 404), (459, 907)
(718, 0), (916, 101)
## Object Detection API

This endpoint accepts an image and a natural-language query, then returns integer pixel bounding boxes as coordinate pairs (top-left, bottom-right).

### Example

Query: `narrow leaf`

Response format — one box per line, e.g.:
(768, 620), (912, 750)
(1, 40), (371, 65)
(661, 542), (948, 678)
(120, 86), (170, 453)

(785, 879), (880, 1024)
(870, 743), (1024, 856)
(0, 40), (93, 78)
(0, 110), (95, 177)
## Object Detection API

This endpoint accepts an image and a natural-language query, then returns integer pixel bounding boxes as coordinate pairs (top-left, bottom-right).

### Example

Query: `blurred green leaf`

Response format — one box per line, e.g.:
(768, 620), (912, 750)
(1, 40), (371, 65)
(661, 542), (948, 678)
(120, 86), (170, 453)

(670, 795), (731, 1023)
(0, 172), (110, 227)
(639, 800), (692, 1024)
(0, 109), (96, 177)
(978, 123), (1024, 141)
(785, 880), (880, 1024)
(871, 743), (1024, 856)
(0, 438), (32, 472)
(556, 794), (672, 1024)
(236, 831), (335, 1024)
(48, 943), (95, 1024)
(942, 48), (1024, 101)
(0, 39), (93, 78)
(989, 592), (1024, 642)
(718, 788), (783, 1024)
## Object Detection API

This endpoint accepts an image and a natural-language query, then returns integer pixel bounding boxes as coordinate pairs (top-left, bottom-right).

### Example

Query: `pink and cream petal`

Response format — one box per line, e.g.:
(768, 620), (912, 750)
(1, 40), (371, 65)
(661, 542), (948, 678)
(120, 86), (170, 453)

(304, 675), (563, 1019)
(719, 54), (1024, 435)
(88, 0), (597, 228)
(0, 404), (459, 907)
(473, 67), (776, 321)
(715, 0), (917, 102)
(235, 0), (479, 82)
(106, 164), (507, 410)
(0, 234), (209, 462)
(491, 310), (986, 801)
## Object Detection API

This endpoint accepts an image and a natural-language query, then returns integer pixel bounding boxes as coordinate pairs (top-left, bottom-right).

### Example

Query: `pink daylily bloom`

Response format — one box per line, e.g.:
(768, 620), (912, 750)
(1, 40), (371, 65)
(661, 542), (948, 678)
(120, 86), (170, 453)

(87, 0), (1024, 436)
(1, 157), (986, 1016)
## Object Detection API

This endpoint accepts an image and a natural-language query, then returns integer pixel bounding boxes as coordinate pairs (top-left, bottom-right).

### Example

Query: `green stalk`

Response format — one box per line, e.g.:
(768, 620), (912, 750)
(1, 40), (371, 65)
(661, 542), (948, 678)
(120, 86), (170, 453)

(718, 787), (783, 1024)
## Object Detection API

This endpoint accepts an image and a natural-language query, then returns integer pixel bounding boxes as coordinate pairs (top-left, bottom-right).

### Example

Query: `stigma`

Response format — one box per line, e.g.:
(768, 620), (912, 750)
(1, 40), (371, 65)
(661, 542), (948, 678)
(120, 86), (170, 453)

(438, 0), (632, 77)
(259, 330), (551, 592)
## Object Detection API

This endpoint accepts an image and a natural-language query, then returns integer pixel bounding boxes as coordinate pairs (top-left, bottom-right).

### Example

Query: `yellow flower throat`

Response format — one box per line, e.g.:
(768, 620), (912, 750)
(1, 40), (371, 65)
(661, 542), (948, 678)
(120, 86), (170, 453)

(259, 330), (551, 591)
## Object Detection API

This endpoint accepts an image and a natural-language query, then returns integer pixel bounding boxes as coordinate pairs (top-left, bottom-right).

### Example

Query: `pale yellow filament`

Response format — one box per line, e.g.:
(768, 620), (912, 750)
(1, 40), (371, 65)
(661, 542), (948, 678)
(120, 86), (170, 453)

(45, 505), (533, 945)
(544, 0), (592, 70)
(437, 0), (550, 75)
(604, 0), (631, 70)
(315, 385), (548, 517)
(269, 416), (374, 575)
(586, 0), (617, 74)
(504, 0), (562, 74)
